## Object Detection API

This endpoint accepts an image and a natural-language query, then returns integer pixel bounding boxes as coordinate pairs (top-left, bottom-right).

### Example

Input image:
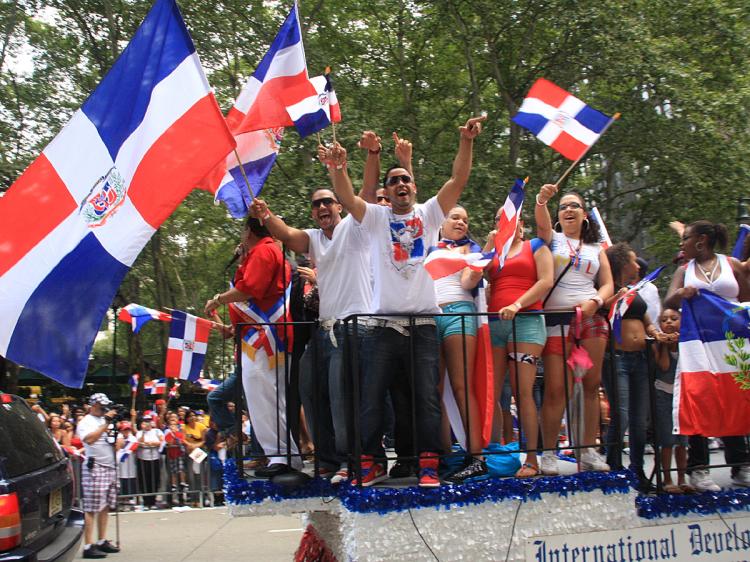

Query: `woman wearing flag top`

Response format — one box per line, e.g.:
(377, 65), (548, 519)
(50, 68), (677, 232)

(535, 185), (614, 475)
(665, 220), (750, 491)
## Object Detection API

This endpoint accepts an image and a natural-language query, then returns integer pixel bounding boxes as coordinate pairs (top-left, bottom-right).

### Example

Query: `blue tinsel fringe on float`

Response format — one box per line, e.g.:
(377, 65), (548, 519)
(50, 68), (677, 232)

(224, 459), (637, 514)
(636, 487), (750, 519)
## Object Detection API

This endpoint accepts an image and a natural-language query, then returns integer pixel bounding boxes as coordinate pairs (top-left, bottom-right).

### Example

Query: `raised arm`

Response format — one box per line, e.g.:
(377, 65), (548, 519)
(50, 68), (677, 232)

(534, 184), (558, 244)
(250, 199), (310, 254)
(358, 131), (382, 203)
(325, 142), (367, 223)
(436, 114), (486, 214)
(393, 132), (414, 176)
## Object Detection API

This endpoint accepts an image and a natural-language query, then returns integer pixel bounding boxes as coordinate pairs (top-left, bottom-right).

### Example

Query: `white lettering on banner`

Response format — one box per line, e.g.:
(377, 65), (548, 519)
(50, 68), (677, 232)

(526, 516), (750, 562)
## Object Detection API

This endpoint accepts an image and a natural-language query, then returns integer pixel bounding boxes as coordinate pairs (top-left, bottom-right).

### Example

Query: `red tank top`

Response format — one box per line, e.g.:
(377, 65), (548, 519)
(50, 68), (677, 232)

(489, 239), (543, 312)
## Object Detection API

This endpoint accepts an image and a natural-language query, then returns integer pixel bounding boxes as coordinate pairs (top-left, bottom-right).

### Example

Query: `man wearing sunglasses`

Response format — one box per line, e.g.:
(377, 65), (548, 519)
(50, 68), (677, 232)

(250, 184), (375, 484)
(323, 114), (486, 487)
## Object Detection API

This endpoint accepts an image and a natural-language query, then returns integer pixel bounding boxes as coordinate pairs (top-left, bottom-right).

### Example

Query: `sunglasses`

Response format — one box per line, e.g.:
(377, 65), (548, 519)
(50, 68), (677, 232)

(377, 195), (390, 202)
(386, 174), (412, 186)
(558, 202), (583, 211)
(312, 197), (337, 208)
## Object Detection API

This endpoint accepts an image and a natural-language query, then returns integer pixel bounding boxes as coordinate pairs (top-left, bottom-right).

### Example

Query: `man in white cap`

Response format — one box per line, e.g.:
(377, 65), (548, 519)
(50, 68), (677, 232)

(77, 393), (121, 559)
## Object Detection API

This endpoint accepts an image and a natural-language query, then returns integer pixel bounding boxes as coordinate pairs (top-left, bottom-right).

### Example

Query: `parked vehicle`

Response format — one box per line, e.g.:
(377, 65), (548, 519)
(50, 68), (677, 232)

(0, 393), (83, 561)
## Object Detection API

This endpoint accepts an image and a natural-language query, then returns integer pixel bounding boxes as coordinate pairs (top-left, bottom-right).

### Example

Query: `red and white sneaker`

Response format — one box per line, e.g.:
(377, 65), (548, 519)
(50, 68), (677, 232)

(330, 466), (350, 485)
(418, 452), (440, 488)
(351, 455), (388, 487)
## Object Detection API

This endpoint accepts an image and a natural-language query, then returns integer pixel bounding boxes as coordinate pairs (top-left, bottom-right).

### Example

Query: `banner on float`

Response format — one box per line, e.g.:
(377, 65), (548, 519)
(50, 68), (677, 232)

(526, 516), (750, 562)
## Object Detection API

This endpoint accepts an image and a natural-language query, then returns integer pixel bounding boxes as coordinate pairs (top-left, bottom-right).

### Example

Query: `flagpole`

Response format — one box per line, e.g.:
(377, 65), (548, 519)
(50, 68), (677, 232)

(553, 112), (620, 188)
(232, 148), (261, 218)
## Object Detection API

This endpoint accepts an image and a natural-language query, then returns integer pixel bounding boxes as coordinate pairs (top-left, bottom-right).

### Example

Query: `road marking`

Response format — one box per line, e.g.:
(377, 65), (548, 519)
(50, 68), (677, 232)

(268, 528), (303, 533)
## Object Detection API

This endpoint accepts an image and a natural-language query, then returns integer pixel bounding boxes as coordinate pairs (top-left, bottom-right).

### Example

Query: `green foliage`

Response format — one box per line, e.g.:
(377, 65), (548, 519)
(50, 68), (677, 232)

(725, 330), (750, 391)
(2, 0), (750, 378)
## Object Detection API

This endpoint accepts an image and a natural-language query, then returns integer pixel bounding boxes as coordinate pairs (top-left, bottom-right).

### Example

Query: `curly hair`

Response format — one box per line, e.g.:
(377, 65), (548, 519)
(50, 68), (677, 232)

(553, 192), (602, 244)
(605, 242), (634, 286)
(688, 220), (728, 251)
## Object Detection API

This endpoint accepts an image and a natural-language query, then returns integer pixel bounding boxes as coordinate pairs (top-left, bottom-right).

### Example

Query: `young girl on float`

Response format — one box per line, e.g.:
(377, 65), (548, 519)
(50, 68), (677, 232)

(652, 308), (694, 493)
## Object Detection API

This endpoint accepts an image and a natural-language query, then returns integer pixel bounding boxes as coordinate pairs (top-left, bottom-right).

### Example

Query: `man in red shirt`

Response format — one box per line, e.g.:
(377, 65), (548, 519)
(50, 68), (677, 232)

(205, 217), (298, 478)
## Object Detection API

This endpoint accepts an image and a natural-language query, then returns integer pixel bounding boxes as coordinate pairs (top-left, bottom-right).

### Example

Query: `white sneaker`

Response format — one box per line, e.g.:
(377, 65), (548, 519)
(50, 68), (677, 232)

(731, 466), (750, 487)
(580, 448), (610, 472)
(644, 444), (654, 455)
(330, 466), (349, 485)
(540, 454), (559, 476)
(689, 469), (720, 492)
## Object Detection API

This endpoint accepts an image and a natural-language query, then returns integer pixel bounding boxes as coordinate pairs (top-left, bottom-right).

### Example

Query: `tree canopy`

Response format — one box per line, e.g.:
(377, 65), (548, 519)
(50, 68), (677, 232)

(2, 0), (749, 384)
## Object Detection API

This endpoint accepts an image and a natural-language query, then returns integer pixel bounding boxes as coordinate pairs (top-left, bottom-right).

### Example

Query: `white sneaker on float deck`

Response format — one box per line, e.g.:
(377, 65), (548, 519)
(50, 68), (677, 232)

(689, 469), (720, 492)
(540, 454), (559, 476)
(579, 448), (610, 472)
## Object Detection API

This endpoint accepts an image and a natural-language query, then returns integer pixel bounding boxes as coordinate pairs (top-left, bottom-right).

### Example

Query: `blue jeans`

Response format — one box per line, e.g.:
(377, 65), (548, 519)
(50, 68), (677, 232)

(604, 350), (650, 472)
(360, 324), (442, 458)
(300, 322), (372, 470)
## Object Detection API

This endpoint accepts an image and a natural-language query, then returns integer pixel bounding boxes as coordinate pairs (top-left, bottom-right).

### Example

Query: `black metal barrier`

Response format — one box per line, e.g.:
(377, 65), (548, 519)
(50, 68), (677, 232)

(230, 310), (750, 493)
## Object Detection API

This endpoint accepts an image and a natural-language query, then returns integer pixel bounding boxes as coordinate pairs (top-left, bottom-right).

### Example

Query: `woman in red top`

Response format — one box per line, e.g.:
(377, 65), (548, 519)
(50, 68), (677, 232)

(487, 219), (553, 476)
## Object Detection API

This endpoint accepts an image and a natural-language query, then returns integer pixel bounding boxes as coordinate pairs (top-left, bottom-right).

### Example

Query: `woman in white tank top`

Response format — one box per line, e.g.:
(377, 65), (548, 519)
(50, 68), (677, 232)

(665, 219), (750, 491)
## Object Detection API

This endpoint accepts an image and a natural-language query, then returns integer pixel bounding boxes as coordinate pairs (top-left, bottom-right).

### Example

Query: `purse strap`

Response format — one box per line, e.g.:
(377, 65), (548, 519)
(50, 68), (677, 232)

(542, 259), (574, 307)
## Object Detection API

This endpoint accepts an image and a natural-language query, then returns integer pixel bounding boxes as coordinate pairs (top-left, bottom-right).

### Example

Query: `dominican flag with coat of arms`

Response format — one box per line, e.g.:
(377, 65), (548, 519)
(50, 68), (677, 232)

(674, 290), (750, 436)
(0, 0), (234, 388)
(512, 79), (613, 161)
(165, 310), (212, 381)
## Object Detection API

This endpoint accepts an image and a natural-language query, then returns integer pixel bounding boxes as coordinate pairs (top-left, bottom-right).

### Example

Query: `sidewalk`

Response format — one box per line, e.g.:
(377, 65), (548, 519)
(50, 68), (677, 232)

(77, 508), (302, 561)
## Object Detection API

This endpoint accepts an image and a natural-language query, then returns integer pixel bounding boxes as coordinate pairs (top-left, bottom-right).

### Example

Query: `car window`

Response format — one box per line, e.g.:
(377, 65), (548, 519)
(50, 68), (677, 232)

(0, 398), (63, 478)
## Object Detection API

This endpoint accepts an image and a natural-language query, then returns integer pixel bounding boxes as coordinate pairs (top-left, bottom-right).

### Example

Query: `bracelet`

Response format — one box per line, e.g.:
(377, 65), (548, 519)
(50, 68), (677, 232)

(261, 211), (271, 221)
(326, 163), (346, 170)
(535, 194), (548, 206)
(590, 295), (604, 307)
(513, 302), (522, 311)
(368, 147), (382, 155)
(213, 293), (222, 305)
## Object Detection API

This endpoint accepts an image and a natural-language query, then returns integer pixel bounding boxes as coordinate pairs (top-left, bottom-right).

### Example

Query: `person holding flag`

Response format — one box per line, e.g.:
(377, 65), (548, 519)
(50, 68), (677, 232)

(535, 185), (614, 475)
(665, 220), (750, 491)
(486, 216), (553, 477)
(204, 216), (299, 478)
(323, 114), (486, 487)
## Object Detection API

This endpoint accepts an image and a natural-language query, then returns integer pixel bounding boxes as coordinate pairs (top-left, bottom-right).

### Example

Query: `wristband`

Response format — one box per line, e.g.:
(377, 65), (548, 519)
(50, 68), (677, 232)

(261, 211), (271, 221)
(368, 147), (382, 155)
(213, 293), (222, 305)
(535, 194), (548, 206)
(513, 302), (522, 311)
(590, 295), (604, 307)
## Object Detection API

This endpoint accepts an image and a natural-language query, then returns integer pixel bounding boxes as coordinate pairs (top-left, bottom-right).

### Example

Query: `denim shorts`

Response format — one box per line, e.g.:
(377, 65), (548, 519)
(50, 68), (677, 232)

(489, 314), (546, 347)
(654, 389), (688, 447)
(436, 301), (477, 341)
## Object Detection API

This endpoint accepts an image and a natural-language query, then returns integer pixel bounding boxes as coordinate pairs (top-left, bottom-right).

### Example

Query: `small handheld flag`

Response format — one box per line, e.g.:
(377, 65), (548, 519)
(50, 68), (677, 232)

(493, 178), (527, 271)
(608, 266), (665, 343)
(165, 310), (211, 381)
(513, 78), (615, 161)
(286, 69), (342, 138)
(119, 304), (171, 333)
(143, 378), (167, 395)
(129, 374), (139, 394)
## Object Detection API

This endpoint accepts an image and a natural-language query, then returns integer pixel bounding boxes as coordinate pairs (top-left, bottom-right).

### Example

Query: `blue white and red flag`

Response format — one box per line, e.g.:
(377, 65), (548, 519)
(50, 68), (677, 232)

(202, 1), (315, 218)
(286, 71), (342, 138)
(143, 378), (167, 395)
(608, 266), (665, 343)
(424, 239), (494, 281)
(590, 207), (612, 248)
(117, 439), (139, 463)
(0, 0), (234, 388)
(674, 290), (750, 436)
(731, 224), (750, 259)
(165, 310), (211, 381)
(197, 378), (220, 392)
(129, 374), (139, 393)
(229, 282), (293, 367)
(493, 178), (526, 271)
(118, 303), (171, 333)
(513, 79), (612, 160)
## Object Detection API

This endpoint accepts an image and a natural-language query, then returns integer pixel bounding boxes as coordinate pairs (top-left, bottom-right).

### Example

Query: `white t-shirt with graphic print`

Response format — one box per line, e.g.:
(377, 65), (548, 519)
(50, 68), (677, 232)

(358, 197), (444, 315)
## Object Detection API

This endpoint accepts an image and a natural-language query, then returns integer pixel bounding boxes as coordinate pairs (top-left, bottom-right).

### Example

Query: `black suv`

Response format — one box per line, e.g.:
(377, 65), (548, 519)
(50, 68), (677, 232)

(0, 393), (83, 561)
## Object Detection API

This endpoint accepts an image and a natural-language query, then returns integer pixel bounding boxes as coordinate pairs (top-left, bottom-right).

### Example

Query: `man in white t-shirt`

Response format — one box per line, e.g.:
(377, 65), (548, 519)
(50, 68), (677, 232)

(251, 187), (374, 483)
(77, 393), (121, 559)
(324, 114), (485, 487)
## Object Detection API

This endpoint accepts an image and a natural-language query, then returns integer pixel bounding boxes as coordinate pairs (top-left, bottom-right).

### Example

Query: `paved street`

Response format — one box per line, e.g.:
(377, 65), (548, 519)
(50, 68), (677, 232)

(76, 508), (303, 562)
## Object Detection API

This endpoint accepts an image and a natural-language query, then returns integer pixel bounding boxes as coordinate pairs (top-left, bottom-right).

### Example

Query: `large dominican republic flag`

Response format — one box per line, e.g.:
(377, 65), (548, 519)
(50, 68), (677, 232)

(674, 290), (750, 436)
(512, 78), (612, 160)
(165, 310), (211, 381)
(203, 1), (315, 218)
(0, 0), (234, 388)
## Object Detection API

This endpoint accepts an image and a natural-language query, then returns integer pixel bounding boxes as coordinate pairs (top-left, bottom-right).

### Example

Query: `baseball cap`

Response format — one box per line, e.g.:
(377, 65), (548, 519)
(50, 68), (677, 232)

(155, 399), (166, 405)
(118, 421), (132, 431)
(88, 393), (112, 406)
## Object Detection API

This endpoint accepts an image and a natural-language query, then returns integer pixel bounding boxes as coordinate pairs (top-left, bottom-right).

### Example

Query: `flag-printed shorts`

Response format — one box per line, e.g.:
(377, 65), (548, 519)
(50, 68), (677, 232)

(82, 462), (118, 512)
(167, 455), (187, 474)
(544, 312), (609, 356)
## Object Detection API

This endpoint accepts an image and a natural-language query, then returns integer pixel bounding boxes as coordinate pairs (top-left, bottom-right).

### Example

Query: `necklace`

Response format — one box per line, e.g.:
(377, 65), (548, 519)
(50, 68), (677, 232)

(696, 257), (719, 284)
(566, 237), (583, 269)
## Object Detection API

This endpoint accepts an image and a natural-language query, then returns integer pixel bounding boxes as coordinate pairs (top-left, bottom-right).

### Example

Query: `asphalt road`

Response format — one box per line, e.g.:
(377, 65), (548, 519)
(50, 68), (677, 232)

(76, 508), (303, 562)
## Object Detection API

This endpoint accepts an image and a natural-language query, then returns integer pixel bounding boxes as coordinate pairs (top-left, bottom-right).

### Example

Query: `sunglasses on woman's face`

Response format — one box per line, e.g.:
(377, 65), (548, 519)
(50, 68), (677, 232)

(311, 197), (336, 209)
(386, 174), (412, 186)
(558, 202), (583, 211)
